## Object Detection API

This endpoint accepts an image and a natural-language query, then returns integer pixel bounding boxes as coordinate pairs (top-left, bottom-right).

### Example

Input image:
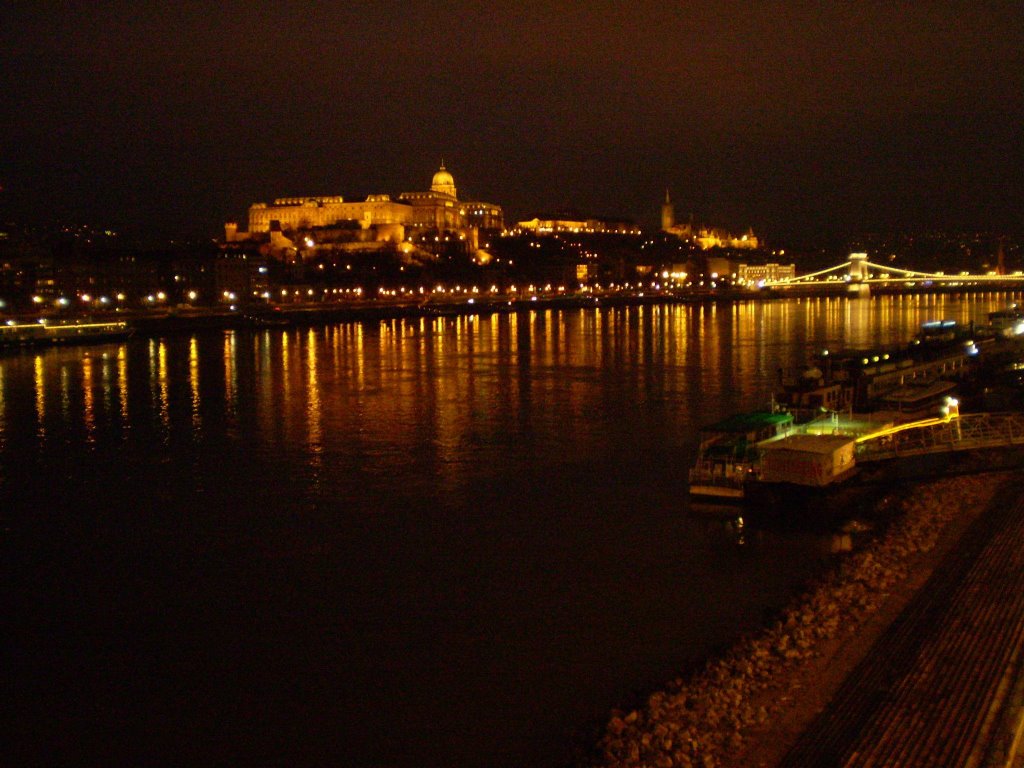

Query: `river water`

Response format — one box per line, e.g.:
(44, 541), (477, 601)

(2, 293), (1015, 766)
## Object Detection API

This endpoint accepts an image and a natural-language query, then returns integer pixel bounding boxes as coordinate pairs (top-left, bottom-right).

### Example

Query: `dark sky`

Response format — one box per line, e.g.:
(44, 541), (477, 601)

(2, 1), (1023, 243)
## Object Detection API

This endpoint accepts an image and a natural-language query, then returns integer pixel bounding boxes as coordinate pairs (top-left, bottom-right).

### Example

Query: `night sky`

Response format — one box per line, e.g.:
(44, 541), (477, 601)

(2, 1), (1022, 243)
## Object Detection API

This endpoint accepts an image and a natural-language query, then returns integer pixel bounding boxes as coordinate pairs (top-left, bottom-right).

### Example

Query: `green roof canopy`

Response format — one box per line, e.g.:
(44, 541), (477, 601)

(702, 411), (793, 434)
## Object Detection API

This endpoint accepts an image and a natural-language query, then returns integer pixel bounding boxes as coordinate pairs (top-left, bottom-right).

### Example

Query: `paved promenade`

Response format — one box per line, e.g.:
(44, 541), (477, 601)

(780, 484), (1024, 767)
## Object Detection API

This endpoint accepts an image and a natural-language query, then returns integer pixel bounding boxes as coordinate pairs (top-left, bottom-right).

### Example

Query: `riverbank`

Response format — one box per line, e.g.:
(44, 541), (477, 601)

(589, 470), (1013, 768)
(9, 292), (743, 337)
(5, 282), (1023, 346)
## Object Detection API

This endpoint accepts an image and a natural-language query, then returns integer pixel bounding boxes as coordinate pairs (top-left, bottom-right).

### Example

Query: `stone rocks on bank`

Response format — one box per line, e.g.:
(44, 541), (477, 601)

(591, 475), (1002, 768)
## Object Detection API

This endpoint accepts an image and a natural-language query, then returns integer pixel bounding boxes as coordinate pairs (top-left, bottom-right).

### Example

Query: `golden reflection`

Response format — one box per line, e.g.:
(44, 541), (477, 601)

(581, 308), (598, 366)
(98, 352), (114, 415)
(355, 322), (364, 390)
(60, 365), (70, 420)
(157, 341), (170, 433)
(117, 347), (128, 421)
(328, 324), (342, 376)
(510, 310), (520, 356)
(489, 313), (503, 358)
(843, 297), (874, 348)
(729, 301), (758, 390)
(668, 305), (686, 370)
(433, 316), (448, 367)
(428, 315), (472, 486)
(189, 337), (201, 432)
(281, 331), (291, 406)
(34, 355), (45, 439)
(254, 334), (275, 441)
(306, 329), (322, 458)
(700, 304), (721, 376)
(82, 354), (95, 444)
(224, 332), (237, 420)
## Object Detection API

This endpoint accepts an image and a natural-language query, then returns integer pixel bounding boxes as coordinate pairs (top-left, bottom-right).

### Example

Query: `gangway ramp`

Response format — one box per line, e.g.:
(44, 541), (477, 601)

(856, 412), (1024, 462)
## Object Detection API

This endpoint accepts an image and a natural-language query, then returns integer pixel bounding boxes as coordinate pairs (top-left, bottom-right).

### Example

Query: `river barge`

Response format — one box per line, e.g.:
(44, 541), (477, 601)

(689, 320), (983, 503)
(0, 319), (133, 347)
(687, 410), (796, 500)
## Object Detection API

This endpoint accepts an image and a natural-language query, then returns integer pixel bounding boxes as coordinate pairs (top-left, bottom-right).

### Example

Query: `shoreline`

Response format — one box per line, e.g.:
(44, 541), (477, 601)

(5, 281), (1023, 344)
(588, 469), (1016, 768)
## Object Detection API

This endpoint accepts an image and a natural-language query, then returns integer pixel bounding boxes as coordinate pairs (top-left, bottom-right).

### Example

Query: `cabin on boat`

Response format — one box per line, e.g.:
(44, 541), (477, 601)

(688, 411), (796, 500)
(873, 379), (959, 419)
(988, 307), (1024, 338)
(696, 411), (795, 459)
(758, 434), (857, 487)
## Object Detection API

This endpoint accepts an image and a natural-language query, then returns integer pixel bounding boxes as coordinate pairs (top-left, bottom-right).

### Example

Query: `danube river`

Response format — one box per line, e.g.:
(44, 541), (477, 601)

(2, 293), (1016, 766)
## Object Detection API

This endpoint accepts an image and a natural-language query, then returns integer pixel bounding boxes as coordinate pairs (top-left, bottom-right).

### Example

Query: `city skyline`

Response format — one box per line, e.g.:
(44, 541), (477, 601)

(2, 2), (1023, 244)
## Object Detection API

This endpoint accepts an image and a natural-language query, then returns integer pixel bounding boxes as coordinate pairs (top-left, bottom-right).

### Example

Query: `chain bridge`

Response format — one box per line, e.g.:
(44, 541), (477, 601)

(764, 252), (1024, 291)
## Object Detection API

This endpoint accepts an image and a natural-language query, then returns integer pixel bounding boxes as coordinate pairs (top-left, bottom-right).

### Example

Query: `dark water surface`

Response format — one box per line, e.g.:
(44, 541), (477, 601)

(2, 295), (1013, 766)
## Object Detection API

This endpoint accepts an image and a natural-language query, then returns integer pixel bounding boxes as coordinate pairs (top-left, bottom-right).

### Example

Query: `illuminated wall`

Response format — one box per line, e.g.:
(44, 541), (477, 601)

(232, 166), (504, 245)
(515, 217), (640, 235)
(247, 197), (413, 235)
(737, 262), (797, 283)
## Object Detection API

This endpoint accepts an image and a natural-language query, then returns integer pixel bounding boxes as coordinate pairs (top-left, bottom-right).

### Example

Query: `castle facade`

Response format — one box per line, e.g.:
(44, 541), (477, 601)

(225, 165), (503, 256)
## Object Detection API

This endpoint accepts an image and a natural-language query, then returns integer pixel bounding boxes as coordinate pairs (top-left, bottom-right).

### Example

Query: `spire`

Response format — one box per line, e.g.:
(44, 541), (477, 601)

(661, 189), (675, 232)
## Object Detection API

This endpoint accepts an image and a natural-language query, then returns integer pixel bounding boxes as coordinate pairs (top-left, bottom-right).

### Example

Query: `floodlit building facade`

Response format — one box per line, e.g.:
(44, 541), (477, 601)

(661, 189), (760, 250)
(226, 165), (503, 255)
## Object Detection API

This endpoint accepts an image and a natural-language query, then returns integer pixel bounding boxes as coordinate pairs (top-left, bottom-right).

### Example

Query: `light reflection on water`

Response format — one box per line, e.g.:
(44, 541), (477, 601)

(5, 295), (1009, 457)
(1, 293), (1019, 768)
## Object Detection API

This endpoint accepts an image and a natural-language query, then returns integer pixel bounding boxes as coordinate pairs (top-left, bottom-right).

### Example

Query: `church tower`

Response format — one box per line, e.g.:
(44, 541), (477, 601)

(661, 189), (675, 231)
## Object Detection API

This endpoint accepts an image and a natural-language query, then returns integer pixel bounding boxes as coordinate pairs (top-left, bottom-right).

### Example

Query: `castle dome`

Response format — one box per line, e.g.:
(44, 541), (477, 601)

(430, 164), (457, 199)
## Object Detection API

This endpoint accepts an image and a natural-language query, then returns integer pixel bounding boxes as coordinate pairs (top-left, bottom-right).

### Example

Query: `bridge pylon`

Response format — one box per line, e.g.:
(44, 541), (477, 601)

(848, 252), (871, 297)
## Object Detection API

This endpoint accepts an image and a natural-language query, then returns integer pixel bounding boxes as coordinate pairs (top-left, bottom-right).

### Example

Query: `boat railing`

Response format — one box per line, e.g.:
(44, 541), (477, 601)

(688, 459), (754, 490)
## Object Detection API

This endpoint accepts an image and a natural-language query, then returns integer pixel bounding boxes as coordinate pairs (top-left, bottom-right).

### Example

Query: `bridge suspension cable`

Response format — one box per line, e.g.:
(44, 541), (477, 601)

(757, 254), (1024, 290)
(862, 261), (949, 279)
(768, 261), (852, 284)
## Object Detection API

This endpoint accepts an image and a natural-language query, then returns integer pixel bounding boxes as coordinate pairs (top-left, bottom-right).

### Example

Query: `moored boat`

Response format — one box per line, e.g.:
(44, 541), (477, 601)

(987, 305), (1024, 338)
(0, 319), (133, 347)
(687, 410), (795, 500)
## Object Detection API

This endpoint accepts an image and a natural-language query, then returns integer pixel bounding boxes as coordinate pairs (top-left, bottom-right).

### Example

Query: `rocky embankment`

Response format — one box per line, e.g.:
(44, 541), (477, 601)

(591, 474), (1005, 768)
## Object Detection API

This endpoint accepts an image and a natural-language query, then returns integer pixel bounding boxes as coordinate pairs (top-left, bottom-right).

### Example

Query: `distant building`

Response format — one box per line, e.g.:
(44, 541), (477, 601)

(678, 255), (795, 287)
(515, 214), (640, 235)
(661, 189), (675, 231)
(660, 190), (760, 250)
(226, 165), (503, 258)
(737, 262), (796, 285)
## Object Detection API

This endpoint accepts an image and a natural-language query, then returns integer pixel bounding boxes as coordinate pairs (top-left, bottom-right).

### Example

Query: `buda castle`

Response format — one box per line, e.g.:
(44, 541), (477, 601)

(225, 165), (503, 257)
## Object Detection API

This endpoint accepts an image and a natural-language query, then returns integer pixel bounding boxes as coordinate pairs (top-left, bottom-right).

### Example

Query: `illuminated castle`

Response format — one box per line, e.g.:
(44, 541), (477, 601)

(225, 165), (503, 256)
(661, 189), (760, 250)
